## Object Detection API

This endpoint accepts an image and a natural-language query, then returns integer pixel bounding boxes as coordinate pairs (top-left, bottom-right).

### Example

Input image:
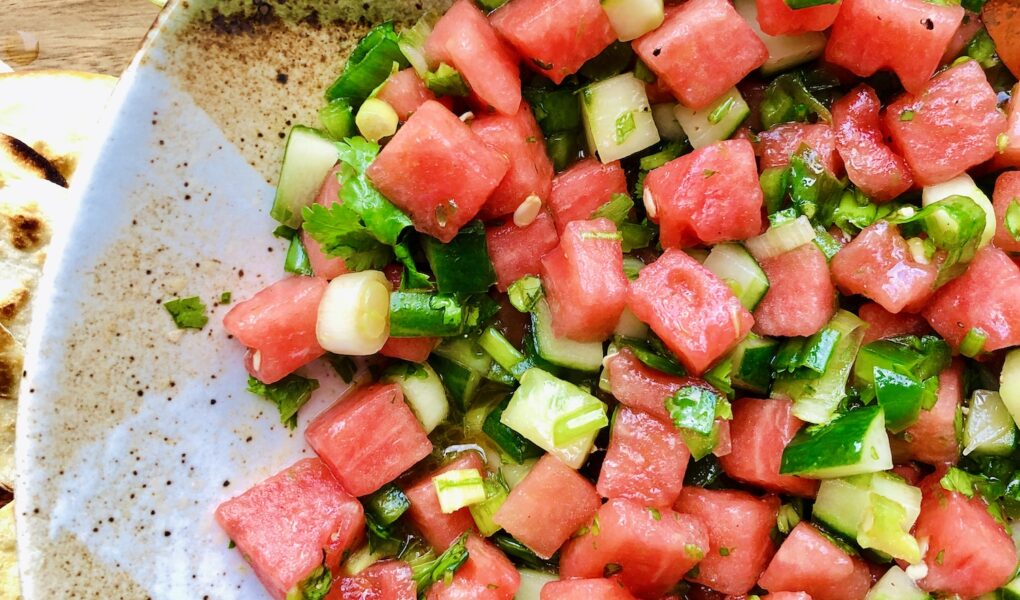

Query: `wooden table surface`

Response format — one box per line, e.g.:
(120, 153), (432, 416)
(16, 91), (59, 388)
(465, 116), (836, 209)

(1, 0), (161, 76)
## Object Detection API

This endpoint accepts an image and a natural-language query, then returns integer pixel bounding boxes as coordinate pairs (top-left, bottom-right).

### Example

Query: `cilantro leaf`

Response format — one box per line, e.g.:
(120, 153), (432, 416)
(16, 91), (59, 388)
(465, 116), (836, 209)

(291, 556), (333, 600)
(164, 297), (208, 330)
(591, 193), (634, 225)
(327, 354), (357, 383)
(666, 384), (722, 435)
(940, 467), (977, 498)
(219, 292), (232, 304)
(411, 533), (470, 592)
(335, 137), (412, 246)
(302, 202), (393, 271)
(394, 236), (432, 289)
(246, 374), (319, 430)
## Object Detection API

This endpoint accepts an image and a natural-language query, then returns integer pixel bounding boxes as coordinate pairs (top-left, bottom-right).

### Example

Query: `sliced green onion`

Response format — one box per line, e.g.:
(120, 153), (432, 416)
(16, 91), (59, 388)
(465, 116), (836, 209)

(479, 327), (529, 380)
(760, 167), (790, 215)
(319, 98), (356, 140)
(424, 63), (471, 97)
(284, 236), (313, 275)
(356, 98), (399, 143)
(433, 468), (487, 513)
(615, 111), (637, 144)
(813, 226), (841, 261)
(707, 96), (736, 125)
(326, 22), (408, 104)
(745, 215), (815, 261)
(553, 404), (611, 446)
(960, 327), (988, 358)
(397, 14), (434, 77)
(591, 192), (634, 224)
(507, 276), (543, 313)
(468, 472), (509, 537)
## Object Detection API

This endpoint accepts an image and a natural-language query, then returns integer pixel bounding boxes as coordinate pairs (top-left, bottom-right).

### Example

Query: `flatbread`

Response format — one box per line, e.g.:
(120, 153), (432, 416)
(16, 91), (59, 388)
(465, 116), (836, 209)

(0, 133), (66, 189)
(0, 70), (116, 182)
(0, 502), (18, 599)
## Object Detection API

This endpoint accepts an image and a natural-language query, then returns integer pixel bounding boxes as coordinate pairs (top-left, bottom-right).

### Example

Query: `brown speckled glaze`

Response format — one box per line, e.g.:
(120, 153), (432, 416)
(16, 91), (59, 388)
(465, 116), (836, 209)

(15, 1), (449, 597)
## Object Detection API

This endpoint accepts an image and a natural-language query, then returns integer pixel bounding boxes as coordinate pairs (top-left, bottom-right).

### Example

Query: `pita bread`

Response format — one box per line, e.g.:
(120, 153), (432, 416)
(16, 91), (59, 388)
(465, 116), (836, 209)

(0, 502), (17, 599)
(0, 133), (66, 189)
(0, 70), (115, 182)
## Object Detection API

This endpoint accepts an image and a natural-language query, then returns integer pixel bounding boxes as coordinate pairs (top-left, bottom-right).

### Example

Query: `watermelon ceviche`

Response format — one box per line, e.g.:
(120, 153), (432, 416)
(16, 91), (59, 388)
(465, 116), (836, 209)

(207, 0), (1020, 598)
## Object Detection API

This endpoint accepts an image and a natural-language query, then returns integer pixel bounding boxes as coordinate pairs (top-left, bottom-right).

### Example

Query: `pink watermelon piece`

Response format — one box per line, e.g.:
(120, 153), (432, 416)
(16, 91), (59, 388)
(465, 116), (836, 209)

(426, 534), (520, 600)
(303, 166), (349, 279)
(540, 579), (637, 600)
(858, 302), (932, 344)
(485, 210), (560, 291)
(753, 243), (836, 338)
(993, 170), (1020, 253)
(547, 158), (629, 234)
(597, 406), (691, 508)
(832, 85), (913, 201)
(902, 361), (963, 465)
(754, 0), (840, 35)
(404, 453), (484, 551)
(758, 523), (871, 600)
(335, 560), (415, 600)
(376, 68), (436, 122)
(379, 337), (438, 363)
(758, 123), (842, 176)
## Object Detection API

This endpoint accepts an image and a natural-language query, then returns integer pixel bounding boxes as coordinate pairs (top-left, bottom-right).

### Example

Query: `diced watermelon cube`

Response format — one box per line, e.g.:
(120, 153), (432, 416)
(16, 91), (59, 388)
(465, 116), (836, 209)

(832, 85), (913, 202)
(404, 452), (484, 551)
(379, 337), (438, 363)
(632, 0), (767, 109)
(377, 68), (436, 122)
(884, 61), (1007, 186)
(765, 594), (813, 600)
(901, 361), (963, 465)
(493, 454), (601, 558)
(993, 171), (1020, 253)
(425, 0), (521, 116)
(223, 276), (327, 384)
(923, 245), (1020, 352)
(645, 139), (764, 248)
(719, 398), (819, 497)
(753, 243), (836, 338)
(858, 302), (932, 344)
(490, 0), (616, 85)
(757, 523), (871, 600)
(628, 249), (755, 375)
(305, 383), (432, 496)
(541, 218), (628, 342)
(547, 158), (629, 234)
(426, 534), (520, 600)
(560, 498), (709, 598)
(597, 407), (690, 508)
(471, 103), (555, 220)
(825, 0), (964, 94)
(830, 221), (938, 314)
(303, 166), (349, 280)
(758, 123), (842, 175)
(367, 100), (509, 243)
(540, 579), (637, 600)
(336, 560), (415, 600)
(485, 211), (560, 291)
(675, 488), (780, 595)
(914, 472), (1017, 597)
(605, 348), (691, 423)
(754, 0), (840, 35)
(215, 458), (364, 600)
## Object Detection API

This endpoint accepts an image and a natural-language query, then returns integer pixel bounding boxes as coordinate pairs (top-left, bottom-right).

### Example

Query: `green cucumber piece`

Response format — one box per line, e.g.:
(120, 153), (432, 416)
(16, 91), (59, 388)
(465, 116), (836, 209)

(1001, 349), (1020, 427)
(500, 368), (608, 468)
(431, 355), (483, 411)
(468, 472), (509, 537)
(921, 173), (996, 249)
(600, 0), (665, 41)
(422, 221), (496, 294)
(730, 334), (778, 395)
(772, 310), (867, 424)
(673, 87), (750, 150)
(532, 299), (604, 373)
(963, 389), (1017, 457)
(733, 0), (827, 76)
(319, 98), (356, 140)
(382, 362), (449, 433)
(364, 484), (410, 526)
(780, 406), (893, 478)
(514, 569), (559, 600)
(389, 293), (494, 337)
(270, 126), (339, 228)
(702, 242), (769, 311)
(1001, 574), (1020, 600)
(483, 397), (544, 464)
(813, 476), (872, 539)
(865, 566), (929, 600)
(325, 22), (409, 104)
(580, 72), (660, 163)
(872, 367), (925, 434)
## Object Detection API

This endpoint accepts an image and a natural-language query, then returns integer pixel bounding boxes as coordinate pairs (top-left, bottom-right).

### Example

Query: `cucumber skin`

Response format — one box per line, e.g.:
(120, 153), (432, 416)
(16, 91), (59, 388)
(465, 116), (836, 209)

(780, 406), (891, 477)
(423, 221), (496, 295)
(270, 126), (339, 228)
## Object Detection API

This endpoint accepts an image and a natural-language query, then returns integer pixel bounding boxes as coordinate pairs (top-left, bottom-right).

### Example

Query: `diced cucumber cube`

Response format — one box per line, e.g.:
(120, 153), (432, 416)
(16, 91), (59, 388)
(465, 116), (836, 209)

(532, 299), (604, 372)
(1001, 349), (1020, 427)
(921, 173), (996, 248)
(813, 476), (872, 539)
(702, 242), (770, 311)
(858, 493), (921, 563)
(501, 368), (608, 468)
(515, 569), (559, 600)
(613, 308), (649, 340)
(581, 73), (660, 163)
(780, 406), (892, 478)
(601, 0), (664, 41)
(963, 389), (1017, 457)
(383, 363), (448, 434)
(730, 334), (778, 396)
(651, 103), (687, 142)
(270, 126), (339, 228)
(673, 87), (750, 150)
(865, 566), (929, 600)
(733, 0), (827, 76)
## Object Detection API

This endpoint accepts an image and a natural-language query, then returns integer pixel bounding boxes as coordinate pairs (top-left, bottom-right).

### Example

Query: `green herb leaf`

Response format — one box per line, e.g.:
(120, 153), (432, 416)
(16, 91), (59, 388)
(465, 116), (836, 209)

(411, 533), (470, 592)
(335, 137), (413, 246)
(325, 22), (409, 104)
(327, 354), (357, 383)
(394, 235), (432, 289)
(899, 110), (915, 122)
(284, 236), (314, 276)
(666, 384), (722, 435)
(246, 374), (320, 430)
(615, 111), (636, 144)
(288, 557), (333, 600)
(508, 276), (543, 313)
(759, 73), (832, 130)
(301, 202), (393, 271)
(273, 225), (299, 240)
(164, 297), (208, 330)
(591, 193), (634, 225)
(424, 63), (470, 97)
(219, 291), (232, 304)
(940, 467), (977, 498)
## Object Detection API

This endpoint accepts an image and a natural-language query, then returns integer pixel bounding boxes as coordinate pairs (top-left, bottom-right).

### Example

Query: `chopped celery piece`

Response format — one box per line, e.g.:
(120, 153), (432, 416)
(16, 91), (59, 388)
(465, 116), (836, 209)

(326, 22), (409, 104)
(702, 242), (769, 311)
(500, 368), (608, 468)
(600, 0), (664, 41)
(382, 362), (449, 433)
(673, 87), (750, 149)
(921, 173), (995, 249)
(270, 126), (339, 228)
(780, 406), (893, 478)
(508, 276), (543, 313)
(865, 566), (928, 600)
(733, 0), (827, 76)
(681, 421), (726, 461)
(365, 484), (410, 526)
(531, 299), (604, 372)
(773, 310), (867, 424)
(515, 569), (559, 600)
(468, 472), (509, 537)
(581, 73), (660, 163)
(319, 98), (356, 140)
(1001, 349), (1020, 427)
(963, 390), (1017, 457)
(433, 468), (487, 513)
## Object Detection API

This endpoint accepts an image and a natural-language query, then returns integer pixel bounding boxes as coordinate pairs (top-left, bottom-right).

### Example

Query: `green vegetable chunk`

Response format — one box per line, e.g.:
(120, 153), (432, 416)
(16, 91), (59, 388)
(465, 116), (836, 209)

(246, 374), (320, 430)
(422, 221), (496, 294)
(780, 406), (893, 478)
(365, 484), (410, 526)
(164, 296), (208, 330)
(325, 23), (409, 105)
(424, 63), (470, 97)
(411, 533), (470, 593)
